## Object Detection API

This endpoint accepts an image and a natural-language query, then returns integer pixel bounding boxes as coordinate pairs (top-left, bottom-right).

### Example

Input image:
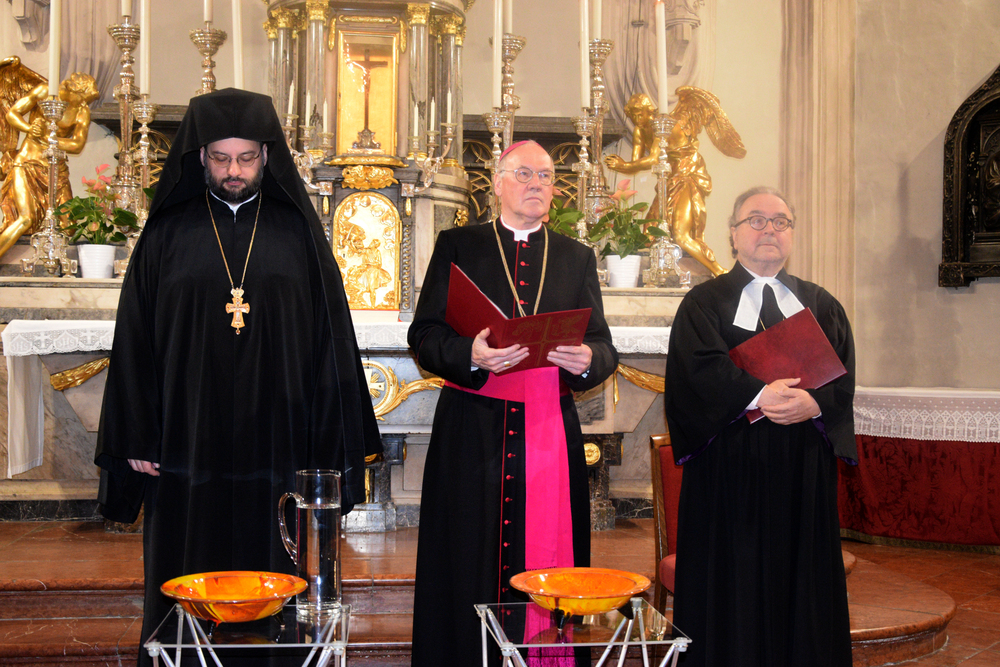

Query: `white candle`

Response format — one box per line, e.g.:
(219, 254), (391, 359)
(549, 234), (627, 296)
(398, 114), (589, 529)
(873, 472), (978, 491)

(412, 103), (418, 135)
(492, 0), (502, 108)
(655, 0), (669, 112)
(139, 0), (149, 94)
(121, 0), (131, 17)
(429, 97), (436, 130)
(232, 0), (243, 88)
(305, 91), (311, 123)
(287, 80), (295, 116)
(48, 0), (61, 97)
(579, 0), (590, 109)
(446, 90), (453, 124)
(204, 0), (213, 23)
(593, 0), (602, 40)
(323, 100), (329, 133)
(503, 0), (512, 34)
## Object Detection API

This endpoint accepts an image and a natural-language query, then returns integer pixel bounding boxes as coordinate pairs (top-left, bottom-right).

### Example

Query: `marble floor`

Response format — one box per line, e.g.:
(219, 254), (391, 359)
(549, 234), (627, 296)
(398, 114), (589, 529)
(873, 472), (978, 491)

(0, 518), (998, 665)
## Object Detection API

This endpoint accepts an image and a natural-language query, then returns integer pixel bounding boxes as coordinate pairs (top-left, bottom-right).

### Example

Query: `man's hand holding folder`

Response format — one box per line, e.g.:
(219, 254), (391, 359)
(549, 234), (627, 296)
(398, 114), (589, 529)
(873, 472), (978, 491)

(728, 308), (847, 423)
(445, 263), (591, 373)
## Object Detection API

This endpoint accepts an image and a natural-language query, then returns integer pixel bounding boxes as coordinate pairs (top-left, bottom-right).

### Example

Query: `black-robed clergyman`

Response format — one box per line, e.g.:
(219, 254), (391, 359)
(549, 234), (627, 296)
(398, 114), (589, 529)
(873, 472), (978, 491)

(94, 89), (382, 665)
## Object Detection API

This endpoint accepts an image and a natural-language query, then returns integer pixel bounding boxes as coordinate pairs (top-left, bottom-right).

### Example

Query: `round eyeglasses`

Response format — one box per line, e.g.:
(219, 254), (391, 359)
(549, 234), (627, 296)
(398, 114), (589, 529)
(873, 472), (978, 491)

(735, 215), (795, 232)
(207, 151), (262, 168)
(500, 166), (555, 186)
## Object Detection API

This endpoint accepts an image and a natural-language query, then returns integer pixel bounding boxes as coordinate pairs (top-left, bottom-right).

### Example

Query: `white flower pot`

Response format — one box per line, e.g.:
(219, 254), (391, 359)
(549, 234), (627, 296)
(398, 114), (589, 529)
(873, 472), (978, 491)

(606, 254), (642, 288)
(77, 244), (116, 279)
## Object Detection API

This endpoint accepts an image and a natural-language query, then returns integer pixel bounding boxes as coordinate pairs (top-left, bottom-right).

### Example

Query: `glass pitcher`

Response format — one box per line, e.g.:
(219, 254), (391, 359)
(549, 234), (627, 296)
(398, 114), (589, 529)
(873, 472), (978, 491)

(278, 469), (342, 620)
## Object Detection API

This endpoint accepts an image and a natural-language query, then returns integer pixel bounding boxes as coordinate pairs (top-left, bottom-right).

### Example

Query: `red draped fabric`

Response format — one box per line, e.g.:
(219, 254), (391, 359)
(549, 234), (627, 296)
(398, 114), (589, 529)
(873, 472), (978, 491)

(838, 434), (1000, 547)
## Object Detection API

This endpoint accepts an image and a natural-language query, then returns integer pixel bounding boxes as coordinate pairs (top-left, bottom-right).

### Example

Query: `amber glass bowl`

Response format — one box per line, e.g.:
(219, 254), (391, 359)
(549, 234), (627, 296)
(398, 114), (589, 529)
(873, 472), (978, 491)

(160, 571), (307, 624)
(510, 567), (651, 616)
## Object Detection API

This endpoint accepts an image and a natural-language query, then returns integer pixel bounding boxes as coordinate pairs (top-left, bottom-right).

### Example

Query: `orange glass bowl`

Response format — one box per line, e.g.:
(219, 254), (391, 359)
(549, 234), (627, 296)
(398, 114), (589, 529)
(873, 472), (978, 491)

(510, 567), (651, 616)
(160, 571), (307, 624)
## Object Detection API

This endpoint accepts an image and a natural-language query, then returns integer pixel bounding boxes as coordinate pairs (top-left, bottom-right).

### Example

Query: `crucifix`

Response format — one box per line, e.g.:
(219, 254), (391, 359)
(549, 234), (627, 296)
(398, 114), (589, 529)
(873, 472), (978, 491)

(226, 288), (250, 334)
(347, 46), (389, 150)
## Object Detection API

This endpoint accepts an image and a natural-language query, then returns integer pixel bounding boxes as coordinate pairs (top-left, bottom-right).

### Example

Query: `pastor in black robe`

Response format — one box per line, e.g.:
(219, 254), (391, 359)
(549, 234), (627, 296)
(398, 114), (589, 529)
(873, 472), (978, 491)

(664, 261), (856, 667)
(94, 89), (381, 665)
(407, 221), (618, 667)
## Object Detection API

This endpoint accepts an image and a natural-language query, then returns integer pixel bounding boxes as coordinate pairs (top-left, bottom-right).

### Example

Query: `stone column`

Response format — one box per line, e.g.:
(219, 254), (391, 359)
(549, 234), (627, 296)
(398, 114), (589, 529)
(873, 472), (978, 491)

(780, 0), (855, 315)
(270, 7), (300, 118)
(406, 3), (430, 158)
(304, 0), (331, 135)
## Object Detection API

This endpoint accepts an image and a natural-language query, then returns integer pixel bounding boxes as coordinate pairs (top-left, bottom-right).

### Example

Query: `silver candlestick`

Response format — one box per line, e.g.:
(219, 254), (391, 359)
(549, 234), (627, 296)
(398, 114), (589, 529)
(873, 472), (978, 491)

(21, 98), (77, 277)
(190, 22), (227, 95)
(402, 123), (457, 197)
(587, 38), (615, 225)
(500, 33), (526, 149)
(571, 110), (606, 284)
(644, 113), (684, 288)
(482, 109), (512, 222)
(108, 16), (141, 215)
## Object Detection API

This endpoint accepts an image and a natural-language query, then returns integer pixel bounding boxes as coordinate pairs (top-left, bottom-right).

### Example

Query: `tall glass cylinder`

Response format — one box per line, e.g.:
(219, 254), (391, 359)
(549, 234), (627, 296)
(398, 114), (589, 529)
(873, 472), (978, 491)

(437, 14), (462, 169)
(304, 0), (329, 132)
(271, 7), (299, 118)
(454, 26), (466, 170)
(406, 4), (429, 157)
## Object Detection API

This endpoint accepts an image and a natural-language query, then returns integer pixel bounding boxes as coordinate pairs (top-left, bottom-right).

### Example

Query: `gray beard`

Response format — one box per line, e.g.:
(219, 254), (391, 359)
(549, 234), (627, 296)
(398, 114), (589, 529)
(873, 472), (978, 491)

(204, 165), (263, 204)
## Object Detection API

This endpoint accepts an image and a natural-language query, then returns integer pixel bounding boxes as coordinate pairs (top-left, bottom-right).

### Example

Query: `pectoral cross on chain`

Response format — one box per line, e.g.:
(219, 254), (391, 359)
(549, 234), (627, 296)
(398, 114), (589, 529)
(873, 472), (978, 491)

(226, 288), (250, 334)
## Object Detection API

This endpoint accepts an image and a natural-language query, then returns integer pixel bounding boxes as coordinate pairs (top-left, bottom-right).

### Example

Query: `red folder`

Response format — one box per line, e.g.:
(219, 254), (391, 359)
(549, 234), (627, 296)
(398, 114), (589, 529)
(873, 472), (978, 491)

(728, 308), (847, 423)
(445, 263), (591, 373)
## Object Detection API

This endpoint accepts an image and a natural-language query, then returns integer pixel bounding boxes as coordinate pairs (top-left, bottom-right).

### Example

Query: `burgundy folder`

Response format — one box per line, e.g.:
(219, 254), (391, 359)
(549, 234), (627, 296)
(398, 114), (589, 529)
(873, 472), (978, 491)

(728, 307), (847, 422)
(445, 263), (591, 373)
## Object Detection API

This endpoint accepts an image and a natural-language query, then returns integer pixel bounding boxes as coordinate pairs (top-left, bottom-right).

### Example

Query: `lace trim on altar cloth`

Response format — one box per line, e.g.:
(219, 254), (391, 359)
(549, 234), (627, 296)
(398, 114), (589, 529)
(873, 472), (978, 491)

(1, 321), (116, 356)
(854, 386), (1000, 442)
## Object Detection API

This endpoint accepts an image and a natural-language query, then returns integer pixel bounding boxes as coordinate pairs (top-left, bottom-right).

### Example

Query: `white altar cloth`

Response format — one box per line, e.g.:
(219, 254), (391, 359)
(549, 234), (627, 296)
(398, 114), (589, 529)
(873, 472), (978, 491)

(2, 320), (671, 477)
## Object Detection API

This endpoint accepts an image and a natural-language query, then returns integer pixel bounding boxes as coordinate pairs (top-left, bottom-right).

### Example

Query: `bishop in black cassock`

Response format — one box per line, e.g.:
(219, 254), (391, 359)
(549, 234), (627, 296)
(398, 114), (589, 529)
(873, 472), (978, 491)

(665, 187), (856, 667)
(94, 89), (382, 665)
(408, 141), (618, 666)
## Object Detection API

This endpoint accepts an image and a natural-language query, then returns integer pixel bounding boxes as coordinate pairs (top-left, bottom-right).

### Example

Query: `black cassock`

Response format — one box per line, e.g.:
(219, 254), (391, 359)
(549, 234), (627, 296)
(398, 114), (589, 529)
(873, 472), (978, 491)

(664, 262), (857, 667)
(407, 222), (618, 667)
(95, 89), (380, 667)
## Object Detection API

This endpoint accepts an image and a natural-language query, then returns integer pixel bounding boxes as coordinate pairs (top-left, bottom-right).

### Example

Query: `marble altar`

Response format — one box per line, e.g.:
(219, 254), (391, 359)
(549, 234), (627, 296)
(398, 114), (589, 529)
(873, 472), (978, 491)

(0, 276), (679, 531)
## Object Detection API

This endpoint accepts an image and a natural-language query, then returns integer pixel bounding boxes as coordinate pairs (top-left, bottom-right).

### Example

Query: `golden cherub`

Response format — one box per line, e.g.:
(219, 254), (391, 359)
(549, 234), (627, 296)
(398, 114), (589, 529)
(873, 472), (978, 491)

(605, 87), (746, 276)
(0, 57), (98, 260)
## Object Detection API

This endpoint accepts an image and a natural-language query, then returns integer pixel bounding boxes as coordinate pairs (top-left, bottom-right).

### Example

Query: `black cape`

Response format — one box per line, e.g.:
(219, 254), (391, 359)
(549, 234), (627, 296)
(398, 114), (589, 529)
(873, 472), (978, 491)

(94, 89), (381, 663)
(664, 262), (855, 667)
(407, 222), (618, 667)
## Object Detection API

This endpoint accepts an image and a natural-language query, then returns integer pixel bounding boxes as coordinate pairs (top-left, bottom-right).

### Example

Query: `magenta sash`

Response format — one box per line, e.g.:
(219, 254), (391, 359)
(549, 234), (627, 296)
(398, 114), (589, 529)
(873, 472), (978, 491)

(446, 366), (575, 570)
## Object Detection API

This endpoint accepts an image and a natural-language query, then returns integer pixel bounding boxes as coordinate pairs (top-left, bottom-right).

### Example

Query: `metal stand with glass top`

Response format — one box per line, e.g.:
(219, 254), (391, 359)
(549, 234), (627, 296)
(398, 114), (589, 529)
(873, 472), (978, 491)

(475, 598), (689, 667)
(145, 604), (351, 667)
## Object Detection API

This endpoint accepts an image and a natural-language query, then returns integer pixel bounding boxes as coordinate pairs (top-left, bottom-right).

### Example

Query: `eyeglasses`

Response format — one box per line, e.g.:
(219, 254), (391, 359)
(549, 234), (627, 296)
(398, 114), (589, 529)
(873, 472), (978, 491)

(500, 166), (555, 186)
(207, 151), (262, 168)
(735, 215), (795, 232)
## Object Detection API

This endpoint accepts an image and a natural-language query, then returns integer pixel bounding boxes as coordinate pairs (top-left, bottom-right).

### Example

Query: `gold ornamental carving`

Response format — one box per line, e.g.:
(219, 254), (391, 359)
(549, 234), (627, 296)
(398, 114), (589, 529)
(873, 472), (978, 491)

(342, 165), (398, 190)
(334, 192), (401, 310)
(338, 15), (398, 26)
(50, 357), (110, 391)
(306, 0), (330, 22)
(270, 7), (300, 30)
(584, 443), (602, 466)
(456, 25), (466, 47)
(405, 4), (430, 25)
(263, 18), (277, 40)
(453, 208), (468, 227)
(434, 14), (462, 35)
(363, 359), (444, 419)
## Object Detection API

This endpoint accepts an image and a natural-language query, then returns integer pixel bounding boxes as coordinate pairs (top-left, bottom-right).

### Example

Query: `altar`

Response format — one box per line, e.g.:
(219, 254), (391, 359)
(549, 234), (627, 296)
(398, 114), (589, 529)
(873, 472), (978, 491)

(0, 278), (677, 532)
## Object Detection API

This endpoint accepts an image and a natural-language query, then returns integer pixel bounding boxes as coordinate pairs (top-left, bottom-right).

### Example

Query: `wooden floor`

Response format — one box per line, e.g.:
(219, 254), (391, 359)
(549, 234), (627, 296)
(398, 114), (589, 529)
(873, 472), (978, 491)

(0, 518), (998, 665)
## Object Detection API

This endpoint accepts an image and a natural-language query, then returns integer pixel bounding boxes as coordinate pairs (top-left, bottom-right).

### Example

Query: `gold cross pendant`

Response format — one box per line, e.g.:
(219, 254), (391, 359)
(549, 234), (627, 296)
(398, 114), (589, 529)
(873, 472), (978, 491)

(226, 288), (250, 334)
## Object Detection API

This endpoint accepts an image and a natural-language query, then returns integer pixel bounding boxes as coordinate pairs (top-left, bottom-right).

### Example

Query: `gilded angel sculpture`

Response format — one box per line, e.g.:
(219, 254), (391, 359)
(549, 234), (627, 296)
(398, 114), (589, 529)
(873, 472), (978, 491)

(0, 57), (98, 260)
(605, 87), (746, 276)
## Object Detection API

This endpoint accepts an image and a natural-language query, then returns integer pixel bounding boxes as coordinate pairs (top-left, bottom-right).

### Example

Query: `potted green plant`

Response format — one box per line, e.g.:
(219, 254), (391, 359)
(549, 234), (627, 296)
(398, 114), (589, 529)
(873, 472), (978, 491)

(55, 165), (139, 278)
(549, 180), (666, 287)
